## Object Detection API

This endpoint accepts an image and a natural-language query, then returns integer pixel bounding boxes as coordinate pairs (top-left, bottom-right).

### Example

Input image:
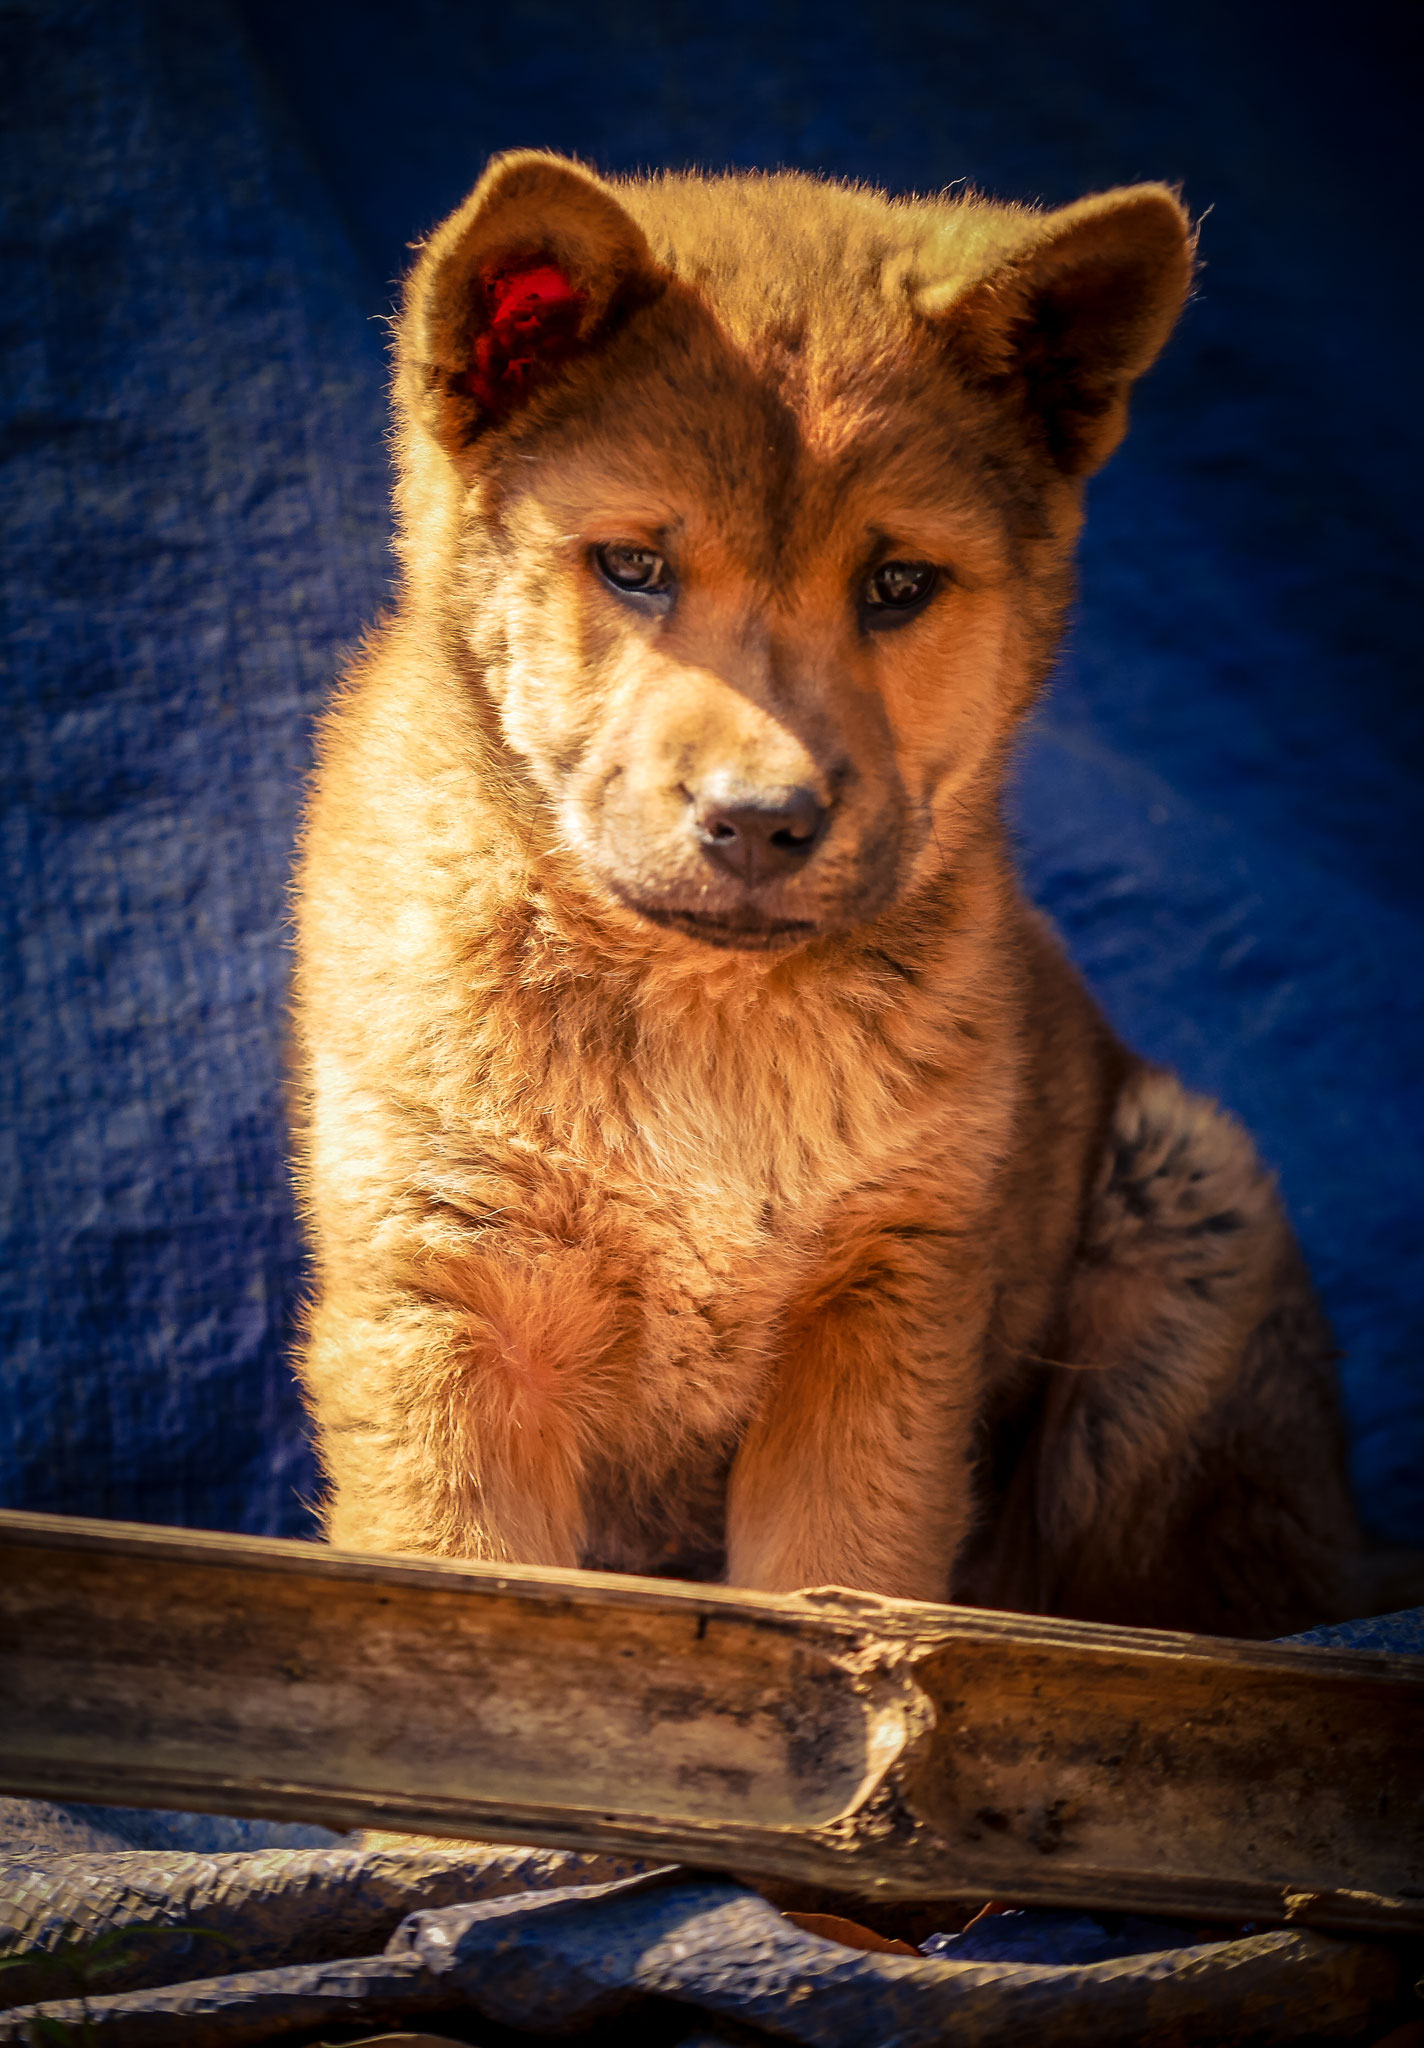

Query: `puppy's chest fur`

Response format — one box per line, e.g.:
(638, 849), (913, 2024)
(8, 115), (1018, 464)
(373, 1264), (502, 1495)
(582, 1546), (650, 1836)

(425, 935), (1008, 1565)
(460, 931), (999, 1294)
(620, 1048), (982, 1569)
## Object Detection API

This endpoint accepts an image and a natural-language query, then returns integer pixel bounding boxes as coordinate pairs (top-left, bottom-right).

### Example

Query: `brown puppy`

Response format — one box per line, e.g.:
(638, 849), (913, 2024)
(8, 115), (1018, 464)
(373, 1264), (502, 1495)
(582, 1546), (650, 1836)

(293, 151), (1369, 1637)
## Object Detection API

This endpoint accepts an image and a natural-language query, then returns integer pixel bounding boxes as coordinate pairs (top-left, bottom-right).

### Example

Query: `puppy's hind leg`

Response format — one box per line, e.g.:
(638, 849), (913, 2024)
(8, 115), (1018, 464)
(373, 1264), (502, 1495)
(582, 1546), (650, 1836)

(1006, 1070), (1366, 1637)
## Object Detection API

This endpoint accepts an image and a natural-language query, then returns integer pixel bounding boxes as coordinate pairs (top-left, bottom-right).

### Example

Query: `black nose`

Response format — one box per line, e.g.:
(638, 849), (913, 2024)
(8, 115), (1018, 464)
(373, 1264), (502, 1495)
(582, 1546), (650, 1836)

(692, 782), (828, 887)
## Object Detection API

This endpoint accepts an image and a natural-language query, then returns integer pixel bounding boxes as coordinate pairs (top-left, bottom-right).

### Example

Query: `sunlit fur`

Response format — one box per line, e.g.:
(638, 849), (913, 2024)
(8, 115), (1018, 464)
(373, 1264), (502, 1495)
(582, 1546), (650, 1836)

(293, 153), (1375, 1636)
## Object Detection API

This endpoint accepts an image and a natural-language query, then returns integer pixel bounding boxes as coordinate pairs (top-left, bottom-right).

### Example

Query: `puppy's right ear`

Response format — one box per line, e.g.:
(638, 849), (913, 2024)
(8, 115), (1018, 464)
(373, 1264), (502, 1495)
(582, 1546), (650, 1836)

(913, 185), (1193, 478)
(399, 151), (662, 460)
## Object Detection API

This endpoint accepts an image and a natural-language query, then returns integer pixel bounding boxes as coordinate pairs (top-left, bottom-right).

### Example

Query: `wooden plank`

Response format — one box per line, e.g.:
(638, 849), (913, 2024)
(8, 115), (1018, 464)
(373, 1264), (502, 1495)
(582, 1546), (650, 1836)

(0, 1509), (1419, 1935)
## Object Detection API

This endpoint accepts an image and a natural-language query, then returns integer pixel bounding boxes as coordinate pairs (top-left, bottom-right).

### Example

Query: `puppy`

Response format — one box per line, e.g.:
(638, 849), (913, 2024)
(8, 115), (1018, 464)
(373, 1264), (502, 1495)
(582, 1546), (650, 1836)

(292, 150), (1370, 1637)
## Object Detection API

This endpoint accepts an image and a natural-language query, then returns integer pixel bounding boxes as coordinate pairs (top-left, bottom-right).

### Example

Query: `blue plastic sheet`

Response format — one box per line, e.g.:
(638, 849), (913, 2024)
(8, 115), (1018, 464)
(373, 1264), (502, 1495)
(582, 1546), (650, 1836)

(3, 0), (1420, 1545)
(0, 1837), (1402, 2045)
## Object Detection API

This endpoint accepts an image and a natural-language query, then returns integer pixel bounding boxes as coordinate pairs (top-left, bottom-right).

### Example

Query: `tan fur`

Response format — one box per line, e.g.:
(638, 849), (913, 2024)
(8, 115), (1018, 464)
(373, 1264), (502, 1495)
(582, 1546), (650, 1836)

(293, 153), (1368, 1636)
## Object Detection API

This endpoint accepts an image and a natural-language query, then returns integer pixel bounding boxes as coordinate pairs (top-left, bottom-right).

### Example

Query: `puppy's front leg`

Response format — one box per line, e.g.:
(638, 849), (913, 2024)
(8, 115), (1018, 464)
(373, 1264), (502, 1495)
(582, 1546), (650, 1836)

(303, 1224), (640, 1568)
(725, 1233), (985, 1603)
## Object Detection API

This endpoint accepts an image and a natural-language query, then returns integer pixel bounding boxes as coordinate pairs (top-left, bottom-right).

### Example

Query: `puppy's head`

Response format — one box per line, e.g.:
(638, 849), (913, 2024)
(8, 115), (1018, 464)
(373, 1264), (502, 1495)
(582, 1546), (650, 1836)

(396, 153), (1191, 952)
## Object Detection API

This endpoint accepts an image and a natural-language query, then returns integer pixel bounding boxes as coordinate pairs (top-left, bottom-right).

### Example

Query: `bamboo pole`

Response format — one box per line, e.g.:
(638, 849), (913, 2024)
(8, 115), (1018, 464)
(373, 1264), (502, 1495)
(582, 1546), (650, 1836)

(1, 1510), (1419, 1935)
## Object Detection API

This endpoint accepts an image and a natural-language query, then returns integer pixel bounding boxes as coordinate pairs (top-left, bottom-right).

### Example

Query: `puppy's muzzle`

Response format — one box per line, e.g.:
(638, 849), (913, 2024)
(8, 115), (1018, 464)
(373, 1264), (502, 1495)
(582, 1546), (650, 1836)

(688, 774), (829, 889)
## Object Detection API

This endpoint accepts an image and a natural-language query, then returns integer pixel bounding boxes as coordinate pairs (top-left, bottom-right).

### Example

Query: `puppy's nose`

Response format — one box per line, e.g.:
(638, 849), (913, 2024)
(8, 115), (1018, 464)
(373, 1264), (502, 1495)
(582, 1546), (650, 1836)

(692, 780), (828, 887)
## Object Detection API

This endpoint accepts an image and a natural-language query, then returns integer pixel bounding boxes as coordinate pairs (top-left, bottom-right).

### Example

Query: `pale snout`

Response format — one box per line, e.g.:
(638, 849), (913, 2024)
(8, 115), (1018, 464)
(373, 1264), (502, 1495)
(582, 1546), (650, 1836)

(562, 658), (906, 944)
(689, 773), (830, 888)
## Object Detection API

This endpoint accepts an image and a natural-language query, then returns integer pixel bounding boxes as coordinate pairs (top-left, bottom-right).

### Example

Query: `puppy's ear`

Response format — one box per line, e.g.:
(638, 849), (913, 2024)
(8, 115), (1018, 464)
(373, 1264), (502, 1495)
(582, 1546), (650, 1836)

(400, 150), (662, 458)
(916, 185), (1193, 477)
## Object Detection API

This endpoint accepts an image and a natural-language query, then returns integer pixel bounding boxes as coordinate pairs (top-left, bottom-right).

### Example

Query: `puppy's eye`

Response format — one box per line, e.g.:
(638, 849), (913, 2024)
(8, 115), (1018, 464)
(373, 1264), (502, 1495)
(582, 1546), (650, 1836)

(862, 560), (938, 621)
(594, 543), (672, 596)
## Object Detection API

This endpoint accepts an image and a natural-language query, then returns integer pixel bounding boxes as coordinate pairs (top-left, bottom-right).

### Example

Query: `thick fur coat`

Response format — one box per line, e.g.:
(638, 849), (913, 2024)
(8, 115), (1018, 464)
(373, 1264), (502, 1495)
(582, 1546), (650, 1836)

(293, 152), (1369, 1637)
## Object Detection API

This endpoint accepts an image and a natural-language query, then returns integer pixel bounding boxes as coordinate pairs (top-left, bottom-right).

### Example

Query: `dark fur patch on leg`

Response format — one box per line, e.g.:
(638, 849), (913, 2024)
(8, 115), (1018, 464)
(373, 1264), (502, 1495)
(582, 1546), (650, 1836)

(1039, 1070), (1285, 1550)
(972, 1069), (1363, 1635)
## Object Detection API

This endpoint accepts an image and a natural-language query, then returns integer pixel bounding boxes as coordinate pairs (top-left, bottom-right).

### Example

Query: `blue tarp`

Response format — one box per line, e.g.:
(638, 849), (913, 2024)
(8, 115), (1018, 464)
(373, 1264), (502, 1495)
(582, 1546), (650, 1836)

(3, 0), (1420, 1543)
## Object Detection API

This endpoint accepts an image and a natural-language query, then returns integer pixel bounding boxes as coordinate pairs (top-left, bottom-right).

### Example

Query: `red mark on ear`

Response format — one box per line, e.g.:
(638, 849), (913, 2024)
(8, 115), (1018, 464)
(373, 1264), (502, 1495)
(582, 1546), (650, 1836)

(468, 260), (588, 414)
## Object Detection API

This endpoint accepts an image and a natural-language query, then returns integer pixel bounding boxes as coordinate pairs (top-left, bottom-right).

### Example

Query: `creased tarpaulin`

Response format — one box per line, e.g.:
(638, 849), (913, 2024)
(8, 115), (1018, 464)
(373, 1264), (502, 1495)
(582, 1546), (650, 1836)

(0, 1853), (1403, 2046)
(0, 1608), (1419, 2044)
(0, 1875), (1401, 2048)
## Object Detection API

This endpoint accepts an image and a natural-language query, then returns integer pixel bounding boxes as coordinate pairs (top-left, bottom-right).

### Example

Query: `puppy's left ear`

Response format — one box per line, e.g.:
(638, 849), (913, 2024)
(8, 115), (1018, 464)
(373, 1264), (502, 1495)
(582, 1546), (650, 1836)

(399, 149), (664, 460)
(917, 185), (1194, 477)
